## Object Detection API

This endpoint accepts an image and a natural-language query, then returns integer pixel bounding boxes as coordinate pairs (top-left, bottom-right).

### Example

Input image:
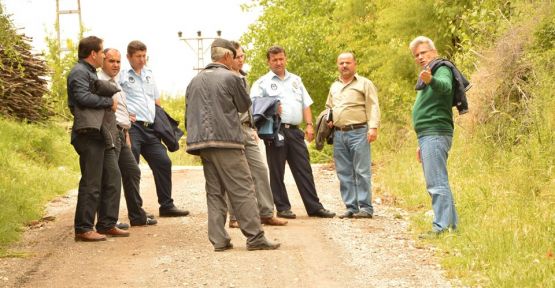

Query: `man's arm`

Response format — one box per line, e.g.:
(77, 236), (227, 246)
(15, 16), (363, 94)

(325, 87), (334, 128)
(231, 76), (252, 113)
(426, 66), (453, 94)
(69, 69), (113, 109)
(364, 80), (380, 143)
(303, 106), (314, 142)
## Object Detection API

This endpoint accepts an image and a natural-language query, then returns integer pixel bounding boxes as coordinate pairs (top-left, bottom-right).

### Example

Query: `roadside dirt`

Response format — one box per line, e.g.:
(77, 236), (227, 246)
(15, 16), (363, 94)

(0, 163), (454, 288)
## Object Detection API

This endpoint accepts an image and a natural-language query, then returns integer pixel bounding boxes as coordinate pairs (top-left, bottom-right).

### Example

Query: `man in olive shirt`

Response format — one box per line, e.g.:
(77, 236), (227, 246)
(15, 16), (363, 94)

(409, 36), (458, 237)
(325, 52), (380, 219)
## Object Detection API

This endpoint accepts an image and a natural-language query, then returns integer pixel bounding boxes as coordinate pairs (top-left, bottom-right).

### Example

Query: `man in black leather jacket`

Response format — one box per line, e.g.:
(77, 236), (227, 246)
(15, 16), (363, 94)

(67, 36), (129, 241)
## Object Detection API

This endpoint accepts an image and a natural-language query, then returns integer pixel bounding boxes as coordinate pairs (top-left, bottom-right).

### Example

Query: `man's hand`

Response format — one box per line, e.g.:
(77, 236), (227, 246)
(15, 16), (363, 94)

(305, 124), (315, 142)
(420, 66), (432, 84)
(367, 128), (378, 143)
(251, 129), (260, 144)
(277, 104), (282, 115)
(416, 147), (422, 163)
(327, 121), (334, 129)
(126, 131), (132, 147)
(111, 98), (118, 112)
(129, 113), (137, 122)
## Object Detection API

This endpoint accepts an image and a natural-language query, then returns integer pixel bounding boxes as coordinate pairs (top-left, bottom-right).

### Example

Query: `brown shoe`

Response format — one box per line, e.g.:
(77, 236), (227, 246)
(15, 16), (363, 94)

(75, 231), (107, 242)
(261, 216), (288, 226)
(97, 227), (130, 237)
(228, 220), (240, 229)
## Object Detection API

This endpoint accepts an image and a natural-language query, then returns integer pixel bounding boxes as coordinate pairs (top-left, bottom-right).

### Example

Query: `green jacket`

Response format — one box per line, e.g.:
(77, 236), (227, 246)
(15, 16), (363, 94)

(412, 66), (454, 138)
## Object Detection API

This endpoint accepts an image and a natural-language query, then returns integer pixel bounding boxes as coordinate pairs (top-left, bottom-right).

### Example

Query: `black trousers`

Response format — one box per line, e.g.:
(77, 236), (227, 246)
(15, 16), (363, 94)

(115, 130), (147, 224)
(265, 127), (323, 214)
(129, 123), (174, 210)
(72, 131), (121, 233)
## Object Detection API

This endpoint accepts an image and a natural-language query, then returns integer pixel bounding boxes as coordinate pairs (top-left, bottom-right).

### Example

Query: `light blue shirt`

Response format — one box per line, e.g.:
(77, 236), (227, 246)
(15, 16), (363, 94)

(119, 67), (159, 123)
(250, 70), (313, 125)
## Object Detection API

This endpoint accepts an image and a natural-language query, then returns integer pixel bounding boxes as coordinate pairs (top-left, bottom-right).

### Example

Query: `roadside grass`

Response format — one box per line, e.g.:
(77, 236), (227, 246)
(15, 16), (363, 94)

(0, 119), (79, 256)
(375, 124), (555, 287)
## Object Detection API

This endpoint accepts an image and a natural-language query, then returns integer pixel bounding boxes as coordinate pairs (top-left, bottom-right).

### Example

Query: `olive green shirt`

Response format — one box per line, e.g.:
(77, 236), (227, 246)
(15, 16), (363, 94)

(325, 74), (380, 129)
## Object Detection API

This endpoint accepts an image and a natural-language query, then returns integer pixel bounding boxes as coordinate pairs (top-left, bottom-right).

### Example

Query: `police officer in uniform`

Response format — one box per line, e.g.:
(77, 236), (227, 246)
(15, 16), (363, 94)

(250, 45), (335, 219)
(119, 40), (189, 217)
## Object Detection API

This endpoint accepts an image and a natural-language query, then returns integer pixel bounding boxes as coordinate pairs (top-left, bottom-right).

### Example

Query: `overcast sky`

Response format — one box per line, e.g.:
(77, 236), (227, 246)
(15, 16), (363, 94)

(2, 0), (260, 96)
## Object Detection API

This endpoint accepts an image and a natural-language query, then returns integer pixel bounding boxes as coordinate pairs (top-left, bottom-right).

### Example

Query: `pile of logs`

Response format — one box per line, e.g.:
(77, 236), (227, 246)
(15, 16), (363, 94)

(0, 34), (51, 122)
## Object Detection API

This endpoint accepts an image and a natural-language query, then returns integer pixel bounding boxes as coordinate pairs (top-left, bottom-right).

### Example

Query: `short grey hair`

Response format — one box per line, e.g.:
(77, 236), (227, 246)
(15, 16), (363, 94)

(409, 36), (436, 52)
(211, 47), (233, 61)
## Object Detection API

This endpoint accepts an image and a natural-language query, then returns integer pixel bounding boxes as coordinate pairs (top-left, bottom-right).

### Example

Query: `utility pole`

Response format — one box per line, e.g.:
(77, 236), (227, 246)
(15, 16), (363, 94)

(177, 30), (222, 73)
(56, 0), (82, 54)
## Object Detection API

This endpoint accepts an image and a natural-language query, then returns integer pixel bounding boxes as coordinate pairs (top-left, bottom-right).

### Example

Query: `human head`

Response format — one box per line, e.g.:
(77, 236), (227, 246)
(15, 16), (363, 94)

(127, 40), (147, 72)
(102, 48), (121, 78)
(78, 36), (104, 68)
(210, 38), (236, 69)
(409, 36), (438, 68)
(230, 41), (245, 72)
(336, 52), (357, 81)
(266, 45), (287, 77)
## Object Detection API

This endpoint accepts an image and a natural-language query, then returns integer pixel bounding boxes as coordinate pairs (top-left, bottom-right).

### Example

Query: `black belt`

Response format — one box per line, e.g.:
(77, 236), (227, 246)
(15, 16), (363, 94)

(281, 123), (299, 129)
(135, 121), (153, 128)
(335, 123), (367, 131)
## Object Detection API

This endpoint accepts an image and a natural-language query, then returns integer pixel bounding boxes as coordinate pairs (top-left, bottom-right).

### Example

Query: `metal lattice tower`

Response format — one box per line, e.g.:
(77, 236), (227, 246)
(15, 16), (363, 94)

(178, 30), (222, 73)
(56, 0), (82, 53)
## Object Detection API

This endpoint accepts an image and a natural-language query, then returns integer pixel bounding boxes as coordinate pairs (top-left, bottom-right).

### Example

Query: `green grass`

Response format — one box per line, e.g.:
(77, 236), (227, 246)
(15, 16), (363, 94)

(160, 95), (201, 166)
(375, 123), (555, 287)
(0, 118), (79, 255)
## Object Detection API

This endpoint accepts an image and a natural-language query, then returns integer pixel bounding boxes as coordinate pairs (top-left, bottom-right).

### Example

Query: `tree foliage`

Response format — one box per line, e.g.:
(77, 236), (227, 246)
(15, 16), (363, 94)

(43, 29), (78, 120)
(241, 0), (512, 133)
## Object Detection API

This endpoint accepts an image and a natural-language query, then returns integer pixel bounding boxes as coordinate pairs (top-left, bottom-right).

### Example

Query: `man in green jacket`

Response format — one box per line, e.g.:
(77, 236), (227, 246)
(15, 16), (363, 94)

(409, 36), (459, 237)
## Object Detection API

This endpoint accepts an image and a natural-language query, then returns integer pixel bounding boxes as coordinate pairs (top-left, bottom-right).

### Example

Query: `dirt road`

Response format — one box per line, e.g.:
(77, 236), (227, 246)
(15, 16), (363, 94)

(0, 164), (453, 288)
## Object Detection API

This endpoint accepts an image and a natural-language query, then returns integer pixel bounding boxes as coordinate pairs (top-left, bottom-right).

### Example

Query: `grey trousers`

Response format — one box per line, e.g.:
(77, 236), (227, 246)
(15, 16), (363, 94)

(199, 148), (267, 249)
(228, 126), (275, 220)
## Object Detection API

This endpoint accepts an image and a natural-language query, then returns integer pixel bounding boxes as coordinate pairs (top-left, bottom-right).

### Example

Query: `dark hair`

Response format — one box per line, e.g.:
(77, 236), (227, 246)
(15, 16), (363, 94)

(266, 45), (286, 60)
(78, 36), (103, 59)
(127, 40), (147, 56)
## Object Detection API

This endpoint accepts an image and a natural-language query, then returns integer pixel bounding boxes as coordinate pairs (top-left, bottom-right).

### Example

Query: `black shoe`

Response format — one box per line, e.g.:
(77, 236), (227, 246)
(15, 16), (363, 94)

(159, 207), (190, 217)
(309, 208), (336, 218)
(353, 211), (373, 219)
(116, 222), (130, 230)
(338, 211), (354, 219)
(247, 240), (280, 251)
(276, 210), (296, 219)
(214, 242), (233, 252)
(130, 217), (158, 227)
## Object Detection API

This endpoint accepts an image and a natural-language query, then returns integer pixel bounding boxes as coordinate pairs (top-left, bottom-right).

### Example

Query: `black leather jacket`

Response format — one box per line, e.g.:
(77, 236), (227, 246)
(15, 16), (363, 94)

(67, 60), (117, 149)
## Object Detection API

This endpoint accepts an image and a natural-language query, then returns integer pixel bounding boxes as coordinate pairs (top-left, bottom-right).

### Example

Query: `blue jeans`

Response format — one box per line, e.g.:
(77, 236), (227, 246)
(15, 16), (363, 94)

(334, 127), (373, 214)
(418, 135), (458, 232)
